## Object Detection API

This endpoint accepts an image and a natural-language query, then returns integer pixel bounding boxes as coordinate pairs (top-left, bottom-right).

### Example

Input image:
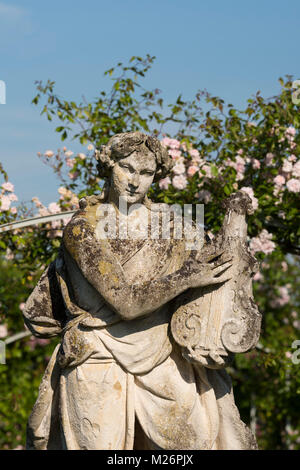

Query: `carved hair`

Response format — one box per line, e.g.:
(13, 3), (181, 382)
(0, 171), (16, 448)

(95, 131), (173, 182)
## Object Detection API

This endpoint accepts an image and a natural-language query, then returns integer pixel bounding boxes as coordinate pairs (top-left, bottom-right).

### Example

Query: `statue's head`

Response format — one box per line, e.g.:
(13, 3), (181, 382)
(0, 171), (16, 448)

(95, 131), (173, 205)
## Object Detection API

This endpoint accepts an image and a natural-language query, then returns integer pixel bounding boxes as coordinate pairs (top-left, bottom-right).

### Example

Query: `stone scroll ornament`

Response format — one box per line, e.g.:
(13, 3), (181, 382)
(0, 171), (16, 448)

(171, 191), (262, 369)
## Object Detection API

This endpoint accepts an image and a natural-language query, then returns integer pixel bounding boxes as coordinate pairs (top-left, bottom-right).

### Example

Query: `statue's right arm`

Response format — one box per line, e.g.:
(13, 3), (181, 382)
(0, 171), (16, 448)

(23, 261), (66, 338)
(63, 214), (231, 321)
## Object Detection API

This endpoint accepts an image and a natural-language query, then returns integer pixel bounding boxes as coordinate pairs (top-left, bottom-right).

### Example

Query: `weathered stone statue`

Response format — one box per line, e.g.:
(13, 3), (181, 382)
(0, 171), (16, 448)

(23, 131), (261, 450)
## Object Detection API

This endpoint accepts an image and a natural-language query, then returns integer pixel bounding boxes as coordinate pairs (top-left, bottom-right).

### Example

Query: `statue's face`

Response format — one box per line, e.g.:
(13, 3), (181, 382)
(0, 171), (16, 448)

(111, 149), (156, 204)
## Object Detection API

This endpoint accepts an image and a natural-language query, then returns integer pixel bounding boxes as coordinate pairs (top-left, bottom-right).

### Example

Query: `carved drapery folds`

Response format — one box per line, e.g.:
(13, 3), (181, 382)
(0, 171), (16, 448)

(171, 191), (262, 369)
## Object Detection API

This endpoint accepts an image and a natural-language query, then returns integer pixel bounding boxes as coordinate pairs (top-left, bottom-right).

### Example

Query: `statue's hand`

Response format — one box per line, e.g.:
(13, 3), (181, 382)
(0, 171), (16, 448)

(188, 251), (233, 288)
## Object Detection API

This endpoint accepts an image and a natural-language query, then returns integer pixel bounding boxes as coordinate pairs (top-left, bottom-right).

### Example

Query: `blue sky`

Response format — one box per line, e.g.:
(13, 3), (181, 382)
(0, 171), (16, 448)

(0, 0), (300, 206)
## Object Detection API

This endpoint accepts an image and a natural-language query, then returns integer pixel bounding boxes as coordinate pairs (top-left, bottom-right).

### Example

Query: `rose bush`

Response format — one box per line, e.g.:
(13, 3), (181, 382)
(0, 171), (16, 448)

(0, 55), (300, 449)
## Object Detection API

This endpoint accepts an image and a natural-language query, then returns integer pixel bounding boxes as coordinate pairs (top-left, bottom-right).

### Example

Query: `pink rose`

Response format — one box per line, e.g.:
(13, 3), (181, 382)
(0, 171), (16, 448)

(270, 286), (290, 308)
(253, 272), (263, 281)
(0, 195), (11, 211)
(66, 158), (75, 168)
(286, 178), (300, 193)
(249, 229), (275, 255)
(189, 149), (200, 159)
(251, 159), (261, 170)
(0, 324), (8, 338)
(2, 181), (14, 192)
(32, 196), (43, 208)
(158, 176), (171, 190)
(201, 164), (212, 178)
(274, 175), (285, 187)
(161, 137), (172, 148)
(282, 159), (293, 173)
(285, 126), (296, 137)
(265, 153), (274, 167)
(187, 165), (199, 177)
(172, 175), (187, 190)
(58, 187), (68, 196)
(173, 163), (186, 175)
(168, 139), (181, 150)
(48, 202), (61, 214)
(168, 149), (182, 159)
(292, 160), (300, 178)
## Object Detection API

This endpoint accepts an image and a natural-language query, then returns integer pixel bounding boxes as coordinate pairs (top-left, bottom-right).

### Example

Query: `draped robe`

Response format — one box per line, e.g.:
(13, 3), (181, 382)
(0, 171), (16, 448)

(23, 203), (257, 450)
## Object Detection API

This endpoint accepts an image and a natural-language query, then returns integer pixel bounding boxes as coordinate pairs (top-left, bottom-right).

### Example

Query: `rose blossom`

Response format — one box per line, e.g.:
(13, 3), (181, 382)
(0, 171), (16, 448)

(173, 163), (186, 175)
(201, 164), (212, 178)
(39, 207), (49, 217)
(66, 158), (75, 168)
(251, 159), (261, 170)
(0, 195), (11, 211)
(168, 149), (182, 159)
(286, 178), (300, 193)
(158, 176), (171, 190)
(48, 202), (61, 214)
(189, 148), (200, 159)
(265, 153), (274, 167)
(168, 139), (181, 150)
(282, 159), (293, 173)
(161, 137), (172, 147)
(292, 160), (300, 178)
(270, 286), (290, 308)
(285, 126), (296, 138)
(2, 182), (14, 192)
(187, 165), (199, 177)
(249, 229), (275, 255)
(253, 272), (263, 281)
(58, 187), (68, 196)
(0, 324), (8, 338)
(172, 174), (187, 190)
(32, 196), (43, 208)
(274, 175), (285, 187)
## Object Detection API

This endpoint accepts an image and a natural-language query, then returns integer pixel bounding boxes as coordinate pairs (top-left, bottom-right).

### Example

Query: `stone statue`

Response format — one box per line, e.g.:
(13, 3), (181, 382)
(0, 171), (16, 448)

(23, 131), (261, 450)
